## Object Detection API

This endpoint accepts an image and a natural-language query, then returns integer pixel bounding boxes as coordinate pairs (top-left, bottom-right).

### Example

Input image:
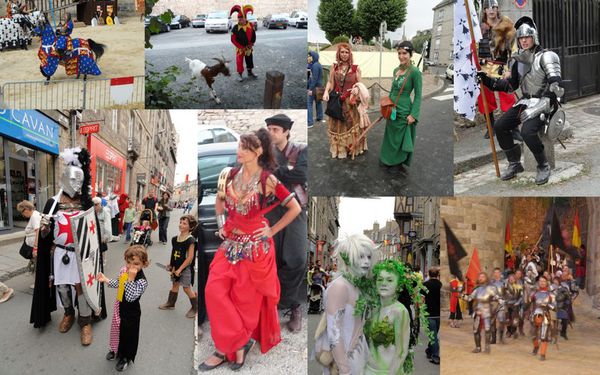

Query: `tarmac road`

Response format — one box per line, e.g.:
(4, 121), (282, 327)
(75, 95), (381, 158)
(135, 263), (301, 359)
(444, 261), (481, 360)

(146, 26), (307, 109)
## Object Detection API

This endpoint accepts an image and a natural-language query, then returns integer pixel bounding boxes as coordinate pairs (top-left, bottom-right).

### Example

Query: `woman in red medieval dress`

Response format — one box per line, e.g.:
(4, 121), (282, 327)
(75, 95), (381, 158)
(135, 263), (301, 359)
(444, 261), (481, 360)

(199, 128), (301, 372)
(449, 274), (464, 328)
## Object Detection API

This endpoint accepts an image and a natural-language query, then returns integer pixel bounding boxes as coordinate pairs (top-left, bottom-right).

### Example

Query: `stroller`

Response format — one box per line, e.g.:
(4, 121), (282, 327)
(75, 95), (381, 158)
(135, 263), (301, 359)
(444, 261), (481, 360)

(130, 209), (154, 247)
(308, 282), (325, 314)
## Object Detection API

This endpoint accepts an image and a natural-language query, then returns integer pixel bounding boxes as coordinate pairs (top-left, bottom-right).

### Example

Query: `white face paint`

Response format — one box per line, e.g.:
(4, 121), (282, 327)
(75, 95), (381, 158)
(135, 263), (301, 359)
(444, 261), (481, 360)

(349, 248), (372, 277)
(376, 270), (399, 299)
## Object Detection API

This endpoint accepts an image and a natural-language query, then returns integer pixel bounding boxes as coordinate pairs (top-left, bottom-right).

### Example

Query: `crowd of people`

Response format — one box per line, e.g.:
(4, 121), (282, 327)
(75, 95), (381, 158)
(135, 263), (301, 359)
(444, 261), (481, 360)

(450, 246), (583, 361)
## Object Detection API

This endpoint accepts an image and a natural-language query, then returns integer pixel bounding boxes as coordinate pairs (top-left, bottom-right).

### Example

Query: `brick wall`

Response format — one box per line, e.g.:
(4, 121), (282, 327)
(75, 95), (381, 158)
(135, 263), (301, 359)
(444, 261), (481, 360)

(198, 109), (307, 143)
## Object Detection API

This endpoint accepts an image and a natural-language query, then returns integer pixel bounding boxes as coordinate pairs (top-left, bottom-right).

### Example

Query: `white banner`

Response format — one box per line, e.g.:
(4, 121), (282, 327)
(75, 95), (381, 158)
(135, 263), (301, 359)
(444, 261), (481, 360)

(453, 0), (483, 120)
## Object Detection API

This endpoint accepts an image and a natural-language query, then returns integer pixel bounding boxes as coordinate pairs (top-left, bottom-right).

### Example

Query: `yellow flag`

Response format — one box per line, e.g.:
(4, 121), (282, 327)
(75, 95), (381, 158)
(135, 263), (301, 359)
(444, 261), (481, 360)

(573, 211), (581, 248)
(117, 272), (128, 302)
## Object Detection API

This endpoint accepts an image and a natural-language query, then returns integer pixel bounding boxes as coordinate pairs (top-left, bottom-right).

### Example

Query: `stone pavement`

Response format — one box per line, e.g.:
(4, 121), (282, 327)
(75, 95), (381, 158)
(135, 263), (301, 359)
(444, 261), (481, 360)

(0, 231), (29, 282)
(454, 94), (600, 195)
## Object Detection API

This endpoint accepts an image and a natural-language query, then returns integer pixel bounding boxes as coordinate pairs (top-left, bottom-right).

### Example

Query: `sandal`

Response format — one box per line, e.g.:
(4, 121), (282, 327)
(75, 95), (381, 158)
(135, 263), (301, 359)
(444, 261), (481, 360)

(230, 338), (255, 371)
(198, 352), (227, 372)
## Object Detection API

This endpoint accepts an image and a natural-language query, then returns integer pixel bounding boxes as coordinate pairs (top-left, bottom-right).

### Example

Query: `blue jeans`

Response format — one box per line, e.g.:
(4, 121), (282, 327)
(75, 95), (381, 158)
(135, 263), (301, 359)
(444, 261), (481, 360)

(124, 222), (133, 241)
(427, 317), (440, 360)
(307, 91), (323, 125)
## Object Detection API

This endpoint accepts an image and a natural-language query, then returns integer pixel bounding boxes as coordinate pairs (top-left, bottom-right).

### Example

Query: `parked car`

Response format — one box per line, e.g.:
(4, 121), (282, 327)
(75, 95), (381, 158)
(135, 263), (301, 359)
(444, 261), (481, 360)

(263, 14), (288, 29)
(170, 15), (184, 29)
(205, 11), (229, 33)
(179, 15), (191, 28)
(198, 142), (239, 263)
(192, 14), (206, 28)
(289, 11), (307, 28)
(198, 125), (240, 145)
(145, 16), (170, 34)
(446, 63), (454, 82)
(228, 13), (258, 30)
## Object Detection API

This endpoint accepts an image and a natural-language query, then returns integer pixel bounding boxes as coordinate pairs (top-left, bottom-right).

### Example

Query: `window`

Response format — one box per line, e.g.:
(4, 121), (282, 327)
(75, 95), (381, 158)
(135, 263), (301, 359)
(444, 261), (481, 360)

(111, 111), (118, 131)
(437, 9), (444, 21)
(435, 38), (441, 48)
(436, 25), (442, 35)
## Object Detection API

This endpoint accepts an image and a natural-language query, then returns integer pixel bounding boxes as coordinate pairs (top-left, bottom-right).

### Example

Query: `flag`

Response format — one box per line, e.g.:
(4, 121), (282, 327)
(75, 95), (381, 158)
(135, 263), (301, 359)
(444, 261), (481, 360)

(551, 210), (566, 250)
(504, 222), (514, 257)
(572, 211), (581, 248)
(465, 247), (481, 294)
(453, 0), (482, 120)
(444, 220), (467, 281)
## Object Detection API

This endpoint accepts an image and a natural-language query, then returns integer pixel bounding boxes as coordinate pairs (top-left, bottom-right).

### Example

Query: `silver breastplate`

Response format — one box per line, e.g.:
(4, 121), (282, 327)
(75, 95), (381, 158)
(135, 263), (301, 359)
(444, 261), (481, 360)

(533, 290), (553, 314)
(520, 52), (547, 97)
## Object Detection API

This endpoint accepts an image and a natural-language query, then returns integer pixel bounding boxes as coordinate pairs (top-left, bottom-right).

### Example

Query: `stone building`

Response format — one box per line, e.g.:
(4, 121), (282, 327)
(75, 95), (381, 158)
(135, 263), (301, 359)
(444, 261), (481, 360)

(173, 179), (198, 206)
(363, 219), (400, 261)
(430, 0), (454, 66)
(307, 196), (340, 267)
(440, 197), (600, 309)
(151, 0), (307, 18)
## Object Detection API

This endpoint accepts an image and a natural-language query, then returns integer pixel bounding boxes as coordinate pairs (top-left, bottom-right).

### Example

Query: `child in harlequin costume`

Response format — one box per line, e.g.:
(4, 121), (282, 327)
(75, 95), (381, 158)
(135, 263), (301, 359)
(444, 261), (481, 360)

(97, 245), (149, 372)
(230, 4), (257, 82)
(158, 214), (198, 319)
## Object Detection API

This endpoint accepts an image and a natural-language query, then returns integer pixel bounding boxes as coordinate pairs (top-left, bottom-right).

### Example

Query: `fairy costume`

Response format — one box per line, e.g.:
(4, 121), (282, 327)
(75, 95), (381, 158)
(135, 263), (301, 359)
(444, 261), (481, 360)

(205, 166), (294, 362)
(365, 301), (410, 374)
(379, 64), (422, 167)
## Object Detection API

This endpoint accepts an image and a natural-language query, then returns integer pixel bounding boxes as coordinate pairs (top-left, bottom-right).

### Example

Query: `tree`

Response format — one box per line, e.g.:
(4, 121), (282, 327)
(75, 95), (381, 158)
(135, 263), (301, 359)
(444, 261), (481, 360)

(411, 31), (432, 55)
(356, 0), (407, 43)
(317, 0), (355, 43)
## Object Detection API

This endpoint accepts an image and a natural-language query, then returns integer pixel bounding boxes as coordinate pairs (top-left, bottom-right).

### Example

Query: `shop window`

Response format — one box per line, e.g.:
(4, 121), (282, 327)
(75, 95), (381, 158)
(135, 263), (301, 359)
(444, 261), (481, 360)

(95, 158), (123, 195)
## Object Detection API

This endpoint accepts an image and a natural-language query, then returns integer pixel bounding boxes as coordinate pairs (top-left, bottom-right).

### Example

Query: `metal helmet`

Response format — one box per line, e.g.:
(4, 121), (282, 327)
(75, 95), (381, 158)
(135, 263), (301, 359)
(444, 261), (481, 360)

(59, 148), (85, 198)
(483, 0), (499, 8)
(515, 16), (539, 48)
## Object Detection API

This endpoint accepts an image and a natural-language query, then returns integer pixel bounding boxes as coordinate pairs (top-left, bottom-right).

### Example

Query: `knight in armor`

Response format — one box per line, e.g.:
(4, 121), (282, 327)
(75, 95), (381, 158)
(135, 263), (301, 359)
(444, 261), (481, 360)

(230, 4), (257, 82)
(559, 266), (579, 339)
(514, 269), (526, 336)
(505, 272), (524, 339)
(265, 114), (308, 334)
(490, 268), (508, 344)
(477, 16), (564, 185)
(530, 276), (555, 360)
(478, 0), (520, 141)
(29, 148), (106, 345)
(465, 272), (499, 354)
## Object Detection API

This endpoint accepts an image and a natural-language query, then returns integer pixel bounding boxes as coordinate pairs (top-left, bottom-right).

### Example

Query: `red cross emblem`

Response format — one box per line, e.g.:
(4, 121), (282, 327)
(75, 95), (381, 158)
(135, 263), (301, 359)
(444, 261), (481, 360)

(89, 220), (95, 234)
(57, 212), (78, 245)
(87, 273), (94, 287)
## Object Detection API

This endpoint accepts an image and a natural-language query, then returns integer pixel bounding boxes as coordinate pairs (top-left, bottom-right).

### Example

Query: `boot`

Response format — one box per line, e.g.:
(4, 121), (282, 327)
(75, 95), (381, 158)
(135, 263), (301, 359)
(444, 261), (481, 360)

(472, 332), (482, 353)
(159, 291), (178, 310)
(532, 339), (539, 355)
(237, 73), (244, 82)
(59, 314), (75, 333)
(484, 332), (491, 354)
(499, 329), (505, 344)
(186, 296), (198, 318)
(247, 69), (257, 78)
(286, 304), (302, 333)
(491, 328), (497, 344)
(501, 145), (524, 180)
(533, 151), (551, 185)
(80, 324), (92, 346)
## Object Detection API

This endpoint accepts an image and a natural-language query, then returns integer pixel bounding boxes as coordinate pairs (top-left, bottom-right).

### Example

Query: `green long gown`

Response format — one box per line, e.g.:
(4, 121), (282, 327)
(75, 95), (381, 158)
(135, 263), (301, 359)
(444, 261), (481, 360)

(379, 65), (423, 167)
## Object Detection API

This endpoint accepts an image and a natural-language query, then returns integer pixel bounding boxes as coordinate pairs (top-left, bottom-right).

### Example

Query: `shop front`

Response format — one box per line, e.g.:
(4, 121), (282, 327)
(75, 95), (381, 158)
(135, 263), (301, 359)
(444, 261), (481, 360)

(0, 110), (59, 230)
(88, 135), (127, 197)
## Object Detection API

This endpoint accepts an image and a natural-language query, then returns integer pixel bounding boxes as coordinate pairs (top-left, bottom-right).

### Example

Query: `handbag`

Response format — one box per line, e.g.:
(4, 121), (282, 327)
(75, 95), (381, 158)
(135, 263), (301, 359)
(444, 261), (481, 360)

(325, 65), (350, 121)
(315, 87), (325, 101)
(380, 66), (412, 120)
(19, 239), (33, 259)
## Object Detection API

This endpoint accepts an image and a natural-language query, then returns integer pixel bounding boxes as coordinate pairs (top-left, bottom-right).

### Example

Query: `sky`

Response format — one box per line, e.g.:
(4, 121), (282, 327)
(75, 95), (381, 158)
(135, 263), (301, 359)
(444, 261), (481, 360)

(170, 110), (198, 184)
(308, 0), (438, 43)
(338, 197), (395, 238)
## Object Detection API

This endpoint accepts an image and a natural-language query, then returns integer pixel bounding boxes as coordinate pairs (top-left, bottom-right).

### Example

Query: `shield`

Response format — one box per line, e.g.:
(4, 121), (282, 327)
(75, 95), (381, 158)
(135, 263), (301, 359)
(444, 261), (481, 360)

(546, 108), (566, 141)
(70, 207), (102, 315)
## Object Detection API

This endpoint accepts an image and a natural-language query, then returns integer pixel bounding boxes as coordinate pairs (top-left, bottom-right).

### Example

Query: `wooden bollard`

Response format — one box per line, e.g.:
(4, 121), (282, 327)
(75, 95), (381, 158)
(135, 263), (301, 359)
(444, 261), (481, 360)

(264, 71), (285, 109)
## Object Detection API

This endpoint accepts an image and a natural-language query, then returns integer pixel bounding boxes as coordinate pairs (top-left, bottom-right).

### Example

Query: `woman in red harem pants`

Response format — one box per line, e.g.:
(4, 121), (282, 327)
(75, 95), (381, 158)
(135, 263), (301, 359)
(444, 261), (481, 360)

(199, 129), (301, 372)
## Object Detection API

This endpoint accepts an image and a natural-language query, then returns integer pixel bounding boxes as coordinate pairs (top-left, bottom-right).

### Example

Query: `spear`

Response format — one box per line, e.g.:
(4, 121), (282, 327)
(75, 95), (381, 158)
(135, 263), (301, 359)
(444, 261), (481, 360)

(463, 0), (500, 177)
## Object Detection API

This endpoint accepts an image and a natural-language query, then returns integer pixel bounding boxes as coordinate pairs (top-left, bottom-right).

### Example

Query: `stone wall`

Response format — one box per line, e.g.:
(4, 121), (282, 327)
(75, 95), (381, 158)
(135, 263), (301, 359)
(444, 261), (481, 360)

(440, 197), (508, 282)
(151, 0), (307, 18)
(585, 198), (600, 306)
(198, 109), (307, 143)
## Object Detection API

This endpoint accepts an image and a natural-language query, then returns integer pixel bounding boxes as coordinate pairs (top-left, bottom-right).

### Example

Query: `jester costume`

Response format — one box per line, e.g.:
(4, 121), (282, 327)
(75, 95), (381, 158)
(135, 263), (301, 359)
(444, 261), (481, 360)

(205, 167), (294, 362)
(230, 5), (257, 80)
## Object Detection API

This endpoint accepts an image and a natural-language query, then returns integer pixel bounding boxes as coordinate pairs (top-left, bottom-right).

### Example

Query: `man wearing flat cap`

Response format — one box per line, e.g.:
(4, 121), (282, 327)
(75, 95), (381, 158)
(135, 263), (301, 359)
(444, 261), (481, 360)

(265, 114), (308, 333)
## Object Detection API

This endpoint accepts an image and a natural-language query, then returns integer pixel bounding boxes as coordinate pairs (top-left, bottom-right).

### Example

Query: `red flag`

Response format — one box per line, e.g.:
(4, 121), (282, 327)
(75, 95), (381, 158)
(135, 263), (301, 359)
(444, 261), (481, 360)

(465, 248), (481, 294)
(185, 174), (189, 183)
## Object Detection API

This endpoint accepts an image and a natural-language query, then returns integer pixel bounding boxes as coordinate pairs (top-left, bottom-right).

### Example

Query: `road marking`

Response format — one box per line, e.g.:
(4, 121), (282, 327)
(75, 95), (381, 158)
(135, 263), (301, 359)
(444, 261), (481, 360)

(432, 93), (454, 101)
